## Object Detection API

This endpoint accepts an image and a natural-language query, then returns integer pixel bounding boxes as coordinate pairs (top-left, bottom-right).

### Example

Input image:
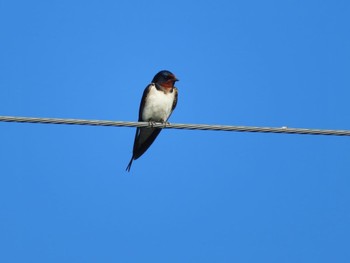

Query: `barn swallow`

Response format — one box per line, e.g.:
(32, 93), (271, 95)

(126, 70), (179, 172)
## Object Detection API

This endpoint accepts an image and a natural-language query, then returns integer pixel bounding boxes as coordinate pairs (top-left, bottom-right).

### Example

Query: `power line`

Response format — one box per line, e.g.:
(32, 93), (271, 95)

(0, 115), (349, 137)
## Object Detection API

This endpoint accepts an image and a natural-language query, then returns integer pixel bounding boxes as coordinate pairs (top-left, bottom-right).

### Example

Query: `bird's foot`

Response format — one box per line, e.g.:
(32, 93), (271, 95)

(148, 121), (157, 128)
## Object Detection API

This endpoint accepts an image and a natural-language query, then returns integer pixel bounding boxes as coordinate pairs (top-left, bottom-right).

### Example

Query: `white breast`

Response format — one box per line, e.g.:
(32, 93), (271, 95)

(142, 84), (175, 122)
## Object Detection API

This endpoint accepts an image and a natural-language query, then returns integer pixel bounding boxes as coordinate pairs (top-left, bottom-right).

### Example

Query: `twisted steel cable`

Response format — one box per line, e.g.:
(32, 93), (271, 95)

(0, 115), (350, 136)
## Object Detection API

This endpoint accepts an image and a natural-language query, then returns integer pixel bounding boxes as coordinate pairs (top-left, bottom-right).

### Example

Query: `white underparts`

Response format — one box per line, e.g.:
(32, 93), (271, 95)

(141, 84), (175, 122)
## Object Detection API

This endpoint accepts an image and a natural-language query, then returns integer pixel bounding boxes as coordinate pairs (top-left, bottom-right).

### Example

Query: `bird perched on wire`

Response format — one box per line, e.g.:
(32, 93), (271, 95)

(126, 70), (179, 172)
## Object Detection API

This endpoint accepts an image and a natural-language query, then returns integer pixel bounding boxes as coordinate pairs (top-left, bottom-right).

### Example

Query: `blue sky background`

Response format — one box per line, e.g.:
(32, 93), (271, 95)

(1, 0), (350, 262)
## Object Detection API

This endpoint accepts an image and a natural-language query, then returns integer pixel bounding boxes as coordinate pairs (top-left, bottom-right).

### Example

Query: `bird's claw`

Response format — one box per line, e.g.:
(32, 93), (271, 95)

(148, 121), (156, 128)
(147, 120), (169, 128)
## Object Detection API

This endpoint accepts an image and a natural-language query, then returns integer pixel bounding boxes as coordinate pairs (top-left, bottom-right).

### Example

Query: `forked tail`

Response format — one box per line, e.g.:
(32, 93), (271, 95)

(126, 157), (134, 172)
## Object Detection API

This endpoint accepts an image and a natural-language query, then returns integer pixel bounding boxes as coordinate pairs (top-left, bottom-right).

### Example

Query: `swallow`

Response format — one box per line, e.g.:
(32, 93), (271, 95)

(126, 70), (179, 172)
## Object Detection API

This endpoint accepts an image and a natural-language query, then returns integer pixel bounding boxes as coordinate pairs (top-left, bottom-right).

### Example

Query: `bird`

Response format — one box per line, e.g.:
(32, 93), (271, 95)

(126, 70), (179, 172)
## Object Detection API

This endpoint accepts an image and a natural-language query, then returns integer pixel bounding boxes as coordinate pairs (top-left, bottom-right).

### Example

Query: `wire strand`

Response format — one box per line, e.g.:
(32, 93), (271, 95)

(0, 115), (349, 137)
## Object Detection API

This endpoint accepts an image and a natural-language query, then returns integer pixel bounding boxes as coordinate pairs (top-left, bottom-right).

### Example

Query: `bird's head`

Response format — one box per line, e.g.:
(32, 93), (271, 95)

(152, 70), (179, 89)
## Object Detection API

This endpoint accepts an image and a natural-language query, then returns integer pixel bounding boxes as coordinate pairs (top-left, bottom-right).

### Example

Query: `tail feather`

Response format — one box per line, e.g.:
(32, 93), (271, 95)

(126, 157), (134, 172)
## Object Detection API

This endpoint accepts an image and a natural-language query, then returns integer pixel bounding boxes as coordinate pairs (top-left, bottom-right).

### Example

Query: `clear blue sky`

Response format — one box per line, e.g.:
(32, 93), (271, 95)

(1, 1), (350, 262)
